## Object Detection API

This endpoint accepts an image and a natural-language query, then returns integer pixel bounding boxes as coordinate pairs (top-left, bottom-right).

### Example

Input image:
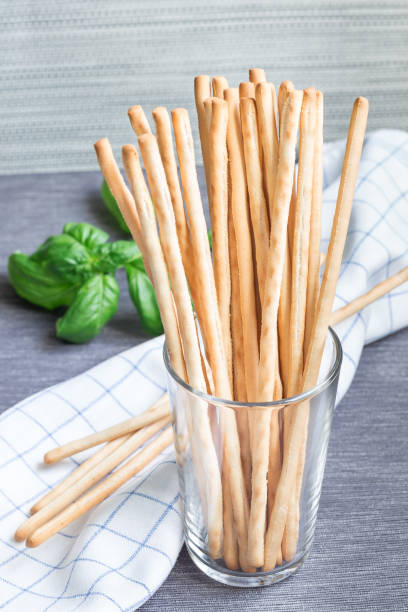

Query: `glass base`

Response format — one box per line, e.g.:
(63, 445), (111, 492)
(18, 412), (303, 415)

(186, 539), (309, 587)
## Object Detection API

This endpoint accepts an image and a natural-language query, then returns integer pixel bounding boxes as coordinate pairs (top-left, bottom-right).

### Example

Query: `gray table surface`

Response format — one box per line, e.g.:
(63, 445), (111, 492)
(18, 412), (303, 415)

(1, 170), (407, 611)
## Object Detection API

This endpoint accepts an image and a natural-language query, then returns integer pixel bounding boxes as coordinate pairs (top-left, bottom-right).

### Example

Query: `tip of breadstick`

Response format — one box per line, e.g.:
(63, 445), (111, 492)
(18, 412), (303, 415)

(43, 450), (57, 464)
(194, 75), (211, 97)
(355, 96), (369, 109)
(93, 137), (110, 152)
(26, 535), (38, 548)
(14, 528), (26, 543)
(224, 87), (238, 102)
(128, 105), (142, 117)
(122, 144), (138, 160)
(152, 106), (167, 119)
(171, 107), (188, 121)
(249, 67), (266, 82)
(303, 87), (316, 98)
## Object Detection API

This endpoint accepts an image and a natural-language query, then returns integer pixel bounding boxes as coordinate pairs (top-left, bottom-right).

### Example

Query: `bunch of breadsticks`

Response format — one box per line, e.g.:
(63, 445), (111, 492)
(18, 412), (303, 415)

(15, 69), (408, 561)
(94, 68), (369, 572)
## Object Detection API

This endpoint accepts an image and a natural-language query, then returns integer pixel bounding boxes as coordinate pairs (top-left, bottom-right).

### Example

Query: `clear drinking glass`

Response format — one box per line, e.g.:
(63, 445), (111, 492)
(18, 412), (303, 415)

(164, 328), (342, 587)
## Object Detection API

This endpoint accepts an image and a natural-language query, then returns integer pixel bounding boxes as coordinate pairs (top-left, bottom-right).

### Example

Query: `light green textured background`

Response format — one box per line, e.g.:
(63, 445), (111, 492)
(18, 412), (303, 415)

(1, 0), (407, 174)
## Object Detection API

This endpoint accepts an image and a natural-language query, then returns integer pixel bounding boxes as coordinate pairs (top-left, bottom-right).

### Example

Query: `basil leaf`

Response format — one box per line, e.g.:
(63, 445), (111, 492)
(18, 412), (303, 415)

(95, 240), (142, 274)
(101, 180), (130, 234)
(208, 229), (213, 250)
(126, 264), (163, 335)
(32, 234), (96, 284)
(56, 274), (119, 343)
(63, 222), (109, 250)
(8, 253), (79, 310)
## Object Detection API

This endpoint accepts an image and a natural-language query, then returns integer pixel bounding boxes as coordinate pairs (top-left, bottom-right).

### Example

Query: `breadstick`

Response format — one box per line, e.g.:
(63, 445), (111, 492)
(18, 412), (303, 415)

(212, 76), (229, 99)
(122, 144), (186, 378)
(320, 251), (326, 267)
(278, 81), (295, 134)
(287, 88), (316, 397)
(26, 427), (173, 548)
(94, 138), (147, 270)
(44, 394), (170, 463)
(208, 98), (232, 381)
(249, 68), (266, 84)
(15, 418), (169, 542)
(305, 91), (324, 351)
(239, 81), (255, 99)
(171, 109), (252, 569)
(128, 105), (151, 136)
(138, 131), (223, 557)
(152, 106), (190, 257)
(171, 108), (230, 397)
(332, 264), (408, 325)
(277, 240), (292, 395)
(258, 90), (303, 402)
(263, 96), (369, 571)
(31, 434), (131, 514)
(224, 87), (259, 402)
(283, 88), (316, 561)
(229, 214), (251, 501)
(255, 82), (279, 221)
(194, 75), (212, 195)
(248, 91), (302, 568)
(223, 467), (239, 570)
(240, 96), (269, 301)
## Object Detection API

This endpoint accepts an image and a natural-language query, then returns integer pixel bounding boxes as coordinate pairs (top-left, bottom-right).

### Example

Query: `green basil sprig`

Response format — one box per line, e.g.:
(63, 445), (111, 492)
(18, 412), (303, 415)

(8, 222), (161, 343)
(101, 180), (130, 234)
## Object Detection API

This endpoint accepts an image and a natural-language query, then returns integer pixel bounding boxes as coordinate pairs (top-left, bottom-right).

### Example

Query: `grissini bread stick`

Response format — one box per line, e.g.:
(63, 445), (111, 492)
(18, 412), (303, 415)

(229, 214), (252, 502)
(203, 97), (217, 229)
(152, 106), (191, 257)
(138, 131), (223, 558)
(151, 106), (205, 344)
(331, 264), (408, 325)
(263, 96), (369, 571)
(277, 241), (292, 395)
(258, 90), (303, 402)
(122, 143), (210, 532)
(26, 427), (173, 548)
(305, 91), (324, 351)
(94, 138), (148, 274)
(171, 108), (252, 570)
(249, 68), (266, 84)
(283, 88), (316, 561)
(240, 96), (269, 301)
(122, 144), (186, 378)
(128, 104), (152, 136)
(208, 98), (232, 382)
(278, 81), (295, 134)
(194, 75), (212, 196)
(320, 251), (326, 267)
(171, 108), (230, 398)
(31, 434), (132, 513)
(223, 464), (240, 570)
(212, 76), (229, 99)
(44, 394), (170, 464)
(250, 91), (302, 568)
(208, 96), (237, 570)
(239, 81), (255, 99)
(15, 418), (169, 542)
(224, 87), (259, 403)
(255, 82), (279, 222)
(287, 89), (317, 398)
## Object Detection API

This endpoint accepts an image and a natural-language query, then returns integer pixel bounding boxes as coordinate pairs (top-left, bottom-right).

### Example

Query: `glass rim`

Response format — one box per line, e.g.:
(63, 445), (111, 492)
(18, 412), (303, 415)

(163, 326), (342, 410)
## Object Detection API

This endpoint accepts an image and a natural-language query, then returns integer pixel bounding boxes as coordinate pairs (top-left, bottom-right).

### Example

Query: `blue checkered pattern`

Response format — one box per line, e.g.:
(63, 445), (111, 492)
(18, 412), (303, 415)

(0, 130), (407, 610)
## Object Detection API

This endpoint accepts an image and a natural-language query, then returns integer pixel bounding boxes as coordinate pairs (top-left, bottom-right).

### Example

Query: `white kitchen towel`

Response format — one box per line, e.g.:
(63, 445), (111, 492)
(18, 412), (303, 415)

(1, 129), (408, 610)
